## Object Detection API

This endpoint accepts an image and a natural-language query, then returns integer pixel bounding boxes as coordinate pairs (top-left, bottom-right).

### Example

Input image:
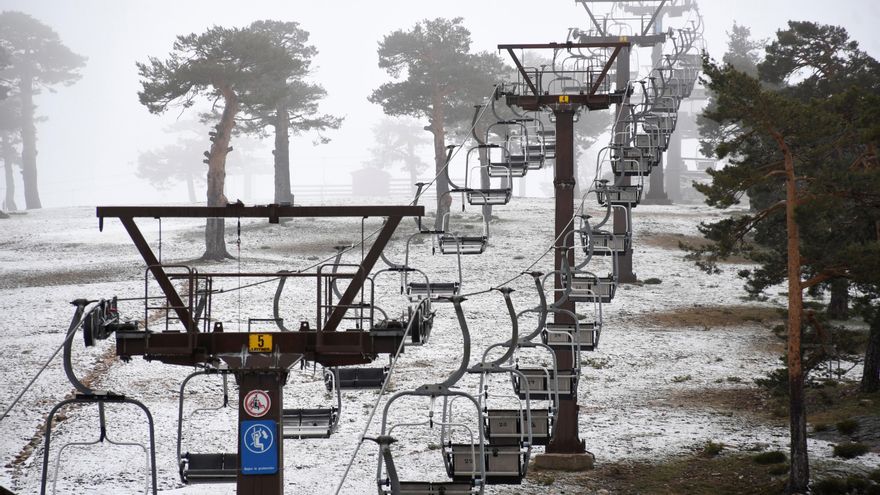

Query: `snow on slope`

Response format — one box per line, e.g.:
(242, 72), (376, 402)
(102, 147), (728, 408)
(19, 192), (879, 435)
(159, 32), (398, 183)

(0, 199), (875, 494)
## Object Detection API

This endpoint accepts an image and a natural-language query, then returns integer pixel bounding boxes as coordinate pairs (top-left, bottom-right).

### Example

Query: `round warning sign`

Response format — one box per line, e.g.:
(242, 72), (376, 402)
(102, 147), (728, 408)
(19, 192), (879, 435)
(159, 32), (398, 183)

(243, 390), (271, 418)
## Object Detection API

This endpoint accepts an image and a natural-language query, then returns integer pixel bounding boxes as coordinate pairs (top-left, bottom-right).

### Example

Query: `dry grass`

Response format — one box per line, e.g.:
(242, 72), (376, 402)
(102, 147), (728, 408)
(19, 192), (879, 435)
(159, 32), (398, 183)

(660, 387), (777, 420)
(625, 305), (783, 328)
(551, 453), (787, 494)
(0, 265), (134, 290)
(640, 233), (752, 264)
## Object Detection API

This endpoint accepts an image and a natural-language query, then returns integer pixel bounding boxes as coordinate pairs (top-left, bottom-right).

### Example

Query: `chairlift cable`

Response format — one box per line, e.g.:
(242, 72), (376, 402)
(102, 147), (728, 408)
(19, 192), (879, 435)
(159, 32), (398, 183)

(333, 299), (429, 495)
(0, 302), (99, 422)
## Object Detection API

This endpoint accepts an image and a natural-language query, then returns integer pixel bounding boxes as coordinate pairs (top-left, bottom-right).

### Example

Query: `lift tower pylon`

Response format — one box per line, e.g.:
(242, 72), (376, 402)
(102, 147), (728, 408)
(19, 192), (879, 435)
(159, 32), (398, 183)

(499, 40), (630, 462)
(97, 204), (423, 495)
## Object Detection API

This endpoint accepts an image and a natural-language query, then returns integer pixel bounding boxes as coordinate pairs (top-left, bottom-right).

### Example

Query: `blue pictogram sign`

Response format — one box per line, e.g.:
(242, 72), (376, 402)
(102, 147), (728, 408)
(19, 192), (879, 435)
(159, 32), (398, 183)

(241, 420), (278, 475)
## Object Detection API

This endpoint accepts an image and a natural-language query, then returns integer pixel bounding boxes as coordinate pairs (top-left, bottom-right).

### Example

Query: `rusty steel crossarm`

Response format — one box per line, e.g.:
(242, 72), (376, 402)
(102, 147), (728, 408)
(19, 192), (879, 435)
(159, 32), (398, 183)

(497, 42), (629, 50)
(119, 217), (195, 333)
(115, 329), (403, 367)
(320, 215), (403, 335)
(589, 45), (623, 97)
(98, 205), (424, 221)
(504, 92), (626, 111)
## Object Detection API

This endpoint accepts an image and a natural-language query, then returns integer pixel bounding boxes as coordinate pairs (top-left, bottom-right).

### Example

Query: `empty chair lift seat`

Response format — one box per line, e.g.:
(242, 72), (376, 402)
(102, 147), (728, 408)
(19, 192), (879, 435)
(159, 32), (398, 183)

(634, 134), (664, 159)
(465, 188), (511, 206)
(407, 282), (460, 301)
(597, 185), (643, 207)
(513, 368), (578, 401)
(380, 481), (477, 495)
(282, 407), (337, 439)
(584, 230), (629, 254)
(438, 235), (488, 255)
(488, 159), (529, 178)
(612, 152), (651, 176)
(651, 97), (679, 114)
(180, 452), (238, 483)
(370, 318), (408, 339)
(543, 322), (600, 351)
(325, 367), (388, 390)
(485, 408), (551, 446)
(566, 275), (616, 303)
(446, 443), (525, 485)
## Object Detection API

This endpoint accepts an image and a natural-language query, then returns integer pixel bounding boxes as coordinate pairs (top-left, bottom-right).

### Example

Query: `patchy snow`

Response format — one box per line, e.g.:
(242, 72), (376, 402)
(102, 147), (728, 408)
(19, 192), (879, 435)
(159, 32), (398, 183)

(0, 199), (876, 494)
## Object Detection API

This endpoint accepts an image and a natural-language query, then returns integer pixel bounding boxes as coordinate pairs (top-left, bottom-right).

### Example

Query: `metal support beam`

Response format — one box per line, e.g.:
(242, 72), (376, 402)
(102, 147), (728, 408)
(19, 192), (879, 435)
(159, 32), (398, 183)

(547, 109), (584, 454)
(612, 45), (638, 284)
(589, 46), (622, 97)
(507, 48), (539, 96)
(119, 217), (195, 332)
(321, 216), (402, 335)
(98, 205), (424, 220)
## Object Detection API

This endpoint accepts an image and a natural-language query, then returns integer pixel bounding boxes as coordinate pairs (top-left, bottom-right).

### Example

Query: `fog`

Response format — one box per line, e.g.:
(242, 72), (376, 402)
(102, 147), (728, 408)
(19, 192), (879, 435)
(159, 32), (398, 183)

(1, 0), (878, 207)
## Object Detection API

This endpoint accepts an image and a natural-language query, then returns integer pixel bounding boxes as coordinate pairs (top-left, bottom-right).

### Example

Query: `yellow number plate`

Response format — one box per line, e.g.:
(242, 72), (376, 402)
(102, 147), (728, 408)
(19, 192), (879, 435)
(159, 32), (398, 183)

(249, 333), (273, 352)
(558, 95), (570, 103)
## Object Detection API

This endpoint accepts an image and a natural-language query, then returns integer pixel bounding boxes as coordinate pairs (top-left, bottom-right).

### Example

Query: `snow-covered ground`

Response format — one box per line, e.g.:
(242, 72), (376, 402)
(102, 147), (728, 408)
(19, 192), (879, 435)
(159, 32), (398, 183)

(0, 199), (876, 494)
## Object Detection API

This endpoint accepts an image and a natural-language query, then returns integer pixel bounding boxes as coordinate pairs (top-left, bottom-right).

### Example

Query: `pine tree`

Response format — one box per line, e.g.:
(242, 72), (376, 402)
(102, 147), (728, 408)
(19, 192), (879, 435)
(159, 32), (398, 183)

(0, 11), (85, 209)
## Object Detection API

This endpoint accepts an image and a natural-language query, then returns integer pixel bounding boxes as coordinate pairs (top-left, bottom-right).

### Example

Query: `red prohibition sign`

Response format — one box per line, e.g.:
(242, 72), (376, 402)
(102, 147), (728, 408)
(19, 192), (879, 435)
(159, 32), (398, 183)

(243, 389), (271, 418)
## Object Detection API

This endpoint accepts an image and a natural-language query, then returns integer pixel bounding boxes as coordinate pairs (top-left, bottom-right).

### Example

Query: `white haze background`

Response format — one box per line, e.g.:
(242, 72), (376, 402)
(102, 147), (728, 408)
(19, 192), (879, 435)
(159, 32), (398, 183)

(0, 0), (877, 207)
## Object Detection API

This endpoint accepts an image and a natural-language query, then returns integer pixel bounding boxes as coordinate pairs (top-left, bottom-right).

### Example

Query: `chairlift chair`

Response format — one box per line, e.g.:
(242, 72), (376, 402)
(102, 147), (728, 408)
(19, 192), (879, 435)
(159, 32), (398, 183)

(374, 262), (436, 346)
(41, 299), (157, 495)
(176, 368), (238, 484)
(437, 211), (489, 256)
(324, 365), (389, 391)
(404, 232), (464, 301)
(595, 179), (643, 207)
(485, 121), (531, 178)
(449, 145), (513, 207)
(282, 362), (342, 439)
(374, 296), (487, 494)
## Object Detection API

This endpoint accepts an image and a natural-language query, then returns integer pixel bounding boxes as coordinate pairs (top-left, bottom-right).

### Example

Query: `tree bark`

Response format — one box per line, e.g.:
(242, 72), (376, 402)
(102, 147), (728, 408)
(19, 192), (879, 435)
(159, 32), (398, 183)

(19, 73), (41, 209)
(779, 137), (809, 494)
(2, 134), (17, 212)
(202, 85), (238, 261)
(827, 279), (849, 320)
(273, 103), (293, 204)
(861, 312), (880, 393)
(185, 173), (197, 204)
(477, 145), (492, 219)
(430, 93), (451, 231)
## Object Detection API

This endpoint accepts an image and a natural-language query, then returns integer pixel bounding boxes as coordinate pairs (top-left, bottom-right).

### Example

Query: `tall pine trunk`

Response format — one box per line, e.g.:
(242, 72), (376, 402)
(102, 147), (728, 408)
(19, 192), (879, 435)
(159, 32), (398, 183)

(477, 145), (492, 219)
(779, 137), (808, 494)
(202, 86), (238, 261)
(273, 103), (293, 204)
(430, 94), (450, 231)
(185, 173), (196, 204)
(19, 74), (41, 209)
(2, 135), (17, 212)
(827, 279), (849, 320)
(862, 312), (880, 393)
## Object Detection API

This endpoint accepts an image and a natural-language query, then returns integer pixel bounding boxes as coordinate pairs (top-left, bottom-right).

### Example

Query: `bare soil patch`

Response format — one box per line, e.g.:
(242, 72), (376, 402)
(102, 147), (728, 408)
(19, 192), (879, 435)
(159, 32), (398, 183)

(624, 305), (783, 328)
(641, 233), (752, 264)
(528, 453), (787, 494)
(661, 386), (778, 420)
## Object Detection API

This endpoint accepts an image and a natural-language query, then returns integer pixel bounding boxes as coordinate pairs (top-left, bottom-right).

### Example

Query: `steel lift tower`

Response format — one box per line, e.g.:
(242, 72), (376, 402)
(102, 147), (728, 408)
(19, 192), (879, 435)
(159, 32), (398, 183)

(499, 39), (630, 466)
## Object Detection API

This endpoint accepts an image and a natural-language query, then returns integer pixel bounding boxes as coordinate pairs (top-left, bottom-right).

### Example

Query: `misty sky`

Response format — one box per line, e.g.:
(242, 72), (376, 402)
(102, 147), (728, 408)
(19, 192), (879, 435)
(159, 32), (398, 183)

(1, 0), (878, 207)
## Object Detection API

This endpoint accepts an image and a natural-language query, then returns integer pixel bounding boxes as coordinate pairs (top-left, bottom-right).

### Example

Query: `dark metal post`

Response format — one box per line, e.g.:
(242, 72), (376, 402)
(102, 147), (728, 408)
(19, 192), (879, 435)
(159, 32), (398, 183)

(613, 46), (638, 283)
(237, 371), (285, 494)
(547, 109), (584, 454)
(643, 11), (672, 205)
(666, 131), (682, 201)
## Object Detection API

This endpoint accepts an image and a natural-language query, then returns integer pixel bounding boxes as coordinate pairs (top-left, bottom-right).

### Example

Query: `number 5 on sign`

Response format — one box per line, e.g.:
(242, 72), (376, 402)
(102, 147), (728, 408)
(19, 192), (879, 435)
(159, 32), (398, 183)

(249, 333), (272, 352)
